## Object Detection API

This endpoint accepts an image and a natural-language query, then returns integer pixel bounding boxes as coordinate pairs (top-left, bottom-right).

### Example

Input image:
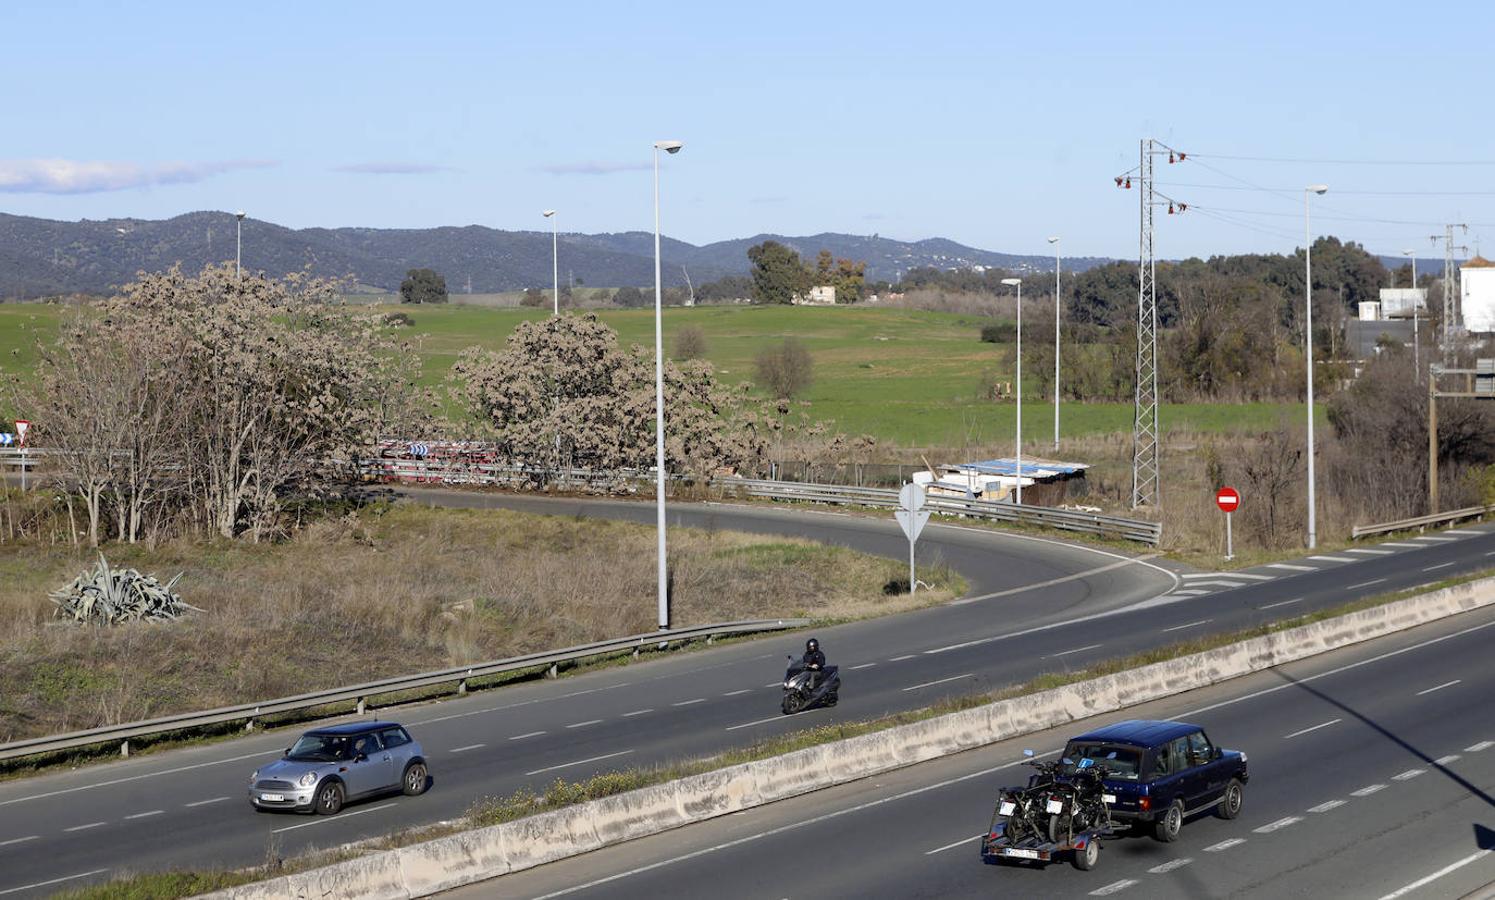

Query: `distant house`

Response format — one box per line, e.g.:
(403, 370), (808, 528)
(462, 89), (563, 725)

(792, 285), (836, 306)
(1461, 255), (1495, 334)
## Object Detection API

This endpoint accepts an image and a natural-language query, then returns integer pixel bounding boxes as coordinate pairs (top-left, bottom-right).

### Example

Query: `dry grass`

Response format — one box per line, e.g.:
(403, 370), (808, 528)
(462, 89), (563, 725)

(0, 503), (959, 742)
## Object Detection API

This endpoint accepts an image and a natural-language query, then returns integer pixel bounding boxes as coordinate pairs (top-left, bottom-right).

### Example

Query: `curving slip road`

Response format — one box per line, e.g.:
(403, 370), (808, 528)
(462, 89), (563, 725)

(0, 493), (1491, 897)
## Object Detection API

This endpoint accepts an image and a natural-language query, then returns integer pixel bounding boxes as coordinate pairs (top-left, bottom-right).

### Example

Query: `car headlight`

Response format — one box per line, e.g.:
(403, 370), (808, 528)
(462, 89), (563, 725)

(298, 772), (317, 787)
(250, 769), (258, 782)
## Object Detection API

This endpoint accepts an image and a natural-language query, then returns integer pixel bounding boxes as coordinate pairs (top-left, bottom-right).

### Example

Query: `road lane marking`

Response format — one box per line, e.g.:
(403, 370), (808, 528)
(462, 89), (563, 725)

(124, 810), (165, 819)
(0, 749), (276, 809)
(0, 869), (109, 896)
(1168, 590), (1211, 596)
(1259, 597), (1304, 610)
(1147, 858), (1194, 874)
(889, 654), (916, 661)
(1309, 555), (1355, 563)
(763, 683), (780, 688)
(525, 750), (633, 777)
(1284, 718), (1342, 739)
(1392, 769), (1426, 781)
(63, 822), (106, 832)
(0, 836), (38, 847)
(1204, 838), (1246, 852)
(272, 802), (397, 833)
(450, 744), (485, 753)
(621, 710), (653, 718)
(565, 719), (603, 729)
(1465, 741), (1493, 752)
(1184, 572), (1272, 580)
(1413, 535), (1457, 542)
(1253, 816), (1302, 833)
(1045, 644), (1103, 658)
(412, 681), (635, 726)
(1266, 563), (1316, 572)
(1351, 784), (1387, 797)
(1090, 880), (1137, 896)
(1307, 800), (1345, 813)
(1177, 580), (1247, 589)
(903, 673), (974, 692)
(923, 834), (982, 855)
(722, 690), (752, 697)
(1377, 542), (1421, 548)
(1377, 849), (1493, 900)
(1161, 619), (1211, 633)
(1435, 754), (1461, 765)
(1346, 578), (1387, 590)
(1416, 680), (1461, 695)
(672, 698), (707, 707)
(849, 663), (877, 670)
(509, 731), (547, 740)
(950, 552), (1174, 607)
(1422, 562), (1455, 571)
(1345, 548), (1393, 555)
(185, 796), (230, 807)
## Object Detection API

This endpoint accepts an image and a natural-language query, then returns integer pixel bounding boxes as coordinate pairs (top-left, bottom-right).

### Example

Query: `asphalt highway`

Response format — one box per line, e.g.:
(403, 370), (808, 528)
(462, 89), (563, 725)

(0, 494), (1491, 897)
(457, 602), (1495, 900)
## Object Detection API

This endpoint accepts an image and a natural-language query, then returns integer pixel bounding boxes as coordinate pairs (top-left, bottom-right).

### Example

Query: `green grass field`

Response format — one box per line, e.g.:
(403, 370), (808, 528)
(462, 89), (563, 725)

(0, 301), (1312, 447)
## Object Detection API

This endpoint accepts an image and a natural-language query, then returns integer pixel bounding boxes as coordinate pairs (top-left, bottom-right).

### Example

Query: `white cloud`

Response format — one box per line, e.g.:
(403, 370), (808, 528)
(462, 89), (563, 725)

(0, 158), (276, 194)
(334, 162), (452, 175)
(538, 161), (652, 176)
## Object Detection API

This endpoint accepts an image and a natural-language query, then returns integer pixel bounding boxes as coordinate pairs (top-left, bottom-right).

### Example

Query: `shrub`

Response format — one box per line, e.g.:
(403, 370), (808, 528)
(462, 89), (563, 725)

(980, 322), (1016, 343)
(754, 338), (814, 399)
(674, 325), (708, 360)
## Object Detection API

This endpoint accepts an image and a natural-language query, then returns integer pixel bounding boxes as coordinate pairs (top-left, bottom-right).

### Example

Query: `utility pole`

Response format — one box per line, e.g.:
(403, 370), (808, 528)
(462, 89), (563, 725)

(1429, 224), (1469, 347)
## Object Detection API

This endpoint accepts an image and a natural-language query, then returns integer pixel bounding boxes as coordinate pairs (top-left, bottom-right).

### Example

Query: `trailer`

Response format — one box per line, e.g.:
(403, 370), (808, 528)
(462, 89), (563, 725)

(979, 807), (1119, 871)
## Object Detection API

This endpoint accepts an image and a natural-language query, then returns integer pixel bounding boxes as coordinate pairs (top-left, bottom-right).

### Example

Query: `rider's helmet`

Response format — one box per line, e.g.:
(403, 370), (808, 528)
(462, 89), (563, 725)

(806, 638), (820, 653)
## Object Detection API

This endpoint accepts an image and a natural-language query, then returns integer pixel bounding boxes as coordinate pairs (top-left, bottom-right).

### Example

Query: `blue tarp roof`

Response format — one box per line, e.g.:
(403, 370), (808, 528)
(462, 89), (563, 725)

(959, 458), (1089, 477)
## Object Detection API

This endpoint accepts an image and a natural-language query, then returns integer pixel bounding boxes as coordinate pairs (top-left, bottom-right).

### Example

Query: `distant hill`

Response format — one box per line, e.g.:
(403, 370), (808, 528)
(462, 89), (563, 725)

(0, 211), (1111, 299)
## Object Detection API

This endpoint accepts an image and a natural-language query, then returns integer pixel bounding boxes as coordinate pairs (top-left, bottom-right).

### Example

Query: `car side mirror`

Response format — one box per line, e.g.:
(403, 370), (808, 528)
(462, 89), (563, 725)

(283, 748), (291, 757)
(1213, 747), (1223, 760)
(355, 752), (368, 763)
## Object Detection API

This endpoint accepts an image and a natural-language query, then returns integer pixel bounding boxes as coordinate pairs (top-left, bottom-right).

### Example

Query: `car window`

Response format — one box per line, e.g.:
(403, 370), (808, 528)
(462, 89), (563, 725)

(351, 733), (383, 758)
(287, 734), (348, 762)
(379, 727), (410, 749)
(1186, 731), (1213, 766)
(1063, 743), (1142, 780)
(1153, 737), (1189, 777)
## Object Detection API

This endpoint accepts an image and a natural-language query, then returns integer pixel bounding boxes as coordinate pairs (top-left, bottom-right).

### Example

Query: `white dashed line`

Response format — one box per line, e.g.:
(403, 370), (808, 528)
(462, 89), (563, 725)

(1177, 580), (1246, 589)
(1284, 718), (1341, 739)
(1090, 880), (1138, 896)
(1377, 542), (1421, 548)
(1392, 769), (1426, 781)
(903, 673), (975, 692)
(1465, 741), (1493, 752)
(889, 654), (917, 662)
(272, 802), (397, 833)
(185, 796), (230, 808)
(1161, 619), (1211, 633)
(450, 744), (485, 753)
(1345, 548), (1393, 555)
(1045, 644), (1103, 658)
(726, 709), (825, 731)
(1422, 562), (1455, 571)
(1351, 784), (1387, 797)
(1259, 597), (1304, 610)
(1267, 563), (1316, 572)
(1168, 589), (1211, 597)
(849, 663), (877, 670)
(1435, 754), (1461, 766)
(124, 810), (164, 820)
(1147, 857), (1194, 874)
(1307, 800), (1345, 813)
(923, 834), (982, 855)
(525, 750), (633, 777)
(1205, 838), (1246, 851)
(1253, 816), (1302, 833)
(722, 690), (752, 697)
(1346, 578), (1387, 590)
(1309, 555), (1355, 563)
(565, 719), (603, 729)
(0, 869), (109, 896)
(621, 710), (653, 718)
(0, 835), (38, 847)
(1416, 679), (1460, 695)
(509, 731), (547, 740)
(672, 698), (707, 707)
(63, 822), (106, 832)
(0, 749), (275, 809)
(1377, 850), (1494, 900)
(1413, 535), (1457, 542)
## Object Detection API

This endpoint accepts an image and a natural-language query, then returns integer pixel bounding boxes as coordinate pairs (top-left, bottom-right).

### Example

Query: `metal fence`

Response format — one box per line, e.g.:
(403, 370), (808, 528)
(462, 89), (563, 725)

(0, 618), (807, 764)
(1351, 505), (1494, 539)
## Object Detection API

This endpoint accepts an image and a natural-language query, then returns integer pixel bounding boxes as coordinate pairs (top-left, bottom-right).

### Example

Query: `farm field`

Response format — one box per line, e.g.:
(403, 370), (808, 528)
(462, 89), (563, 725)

(0, 301), (1315, 447)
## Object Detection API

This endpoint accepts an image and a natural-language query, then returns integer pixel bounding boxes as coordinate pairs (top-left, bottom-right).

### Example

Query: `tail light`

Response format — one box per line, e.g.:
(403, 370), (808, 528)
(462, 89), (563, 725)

(1138, 796), (1151, 811)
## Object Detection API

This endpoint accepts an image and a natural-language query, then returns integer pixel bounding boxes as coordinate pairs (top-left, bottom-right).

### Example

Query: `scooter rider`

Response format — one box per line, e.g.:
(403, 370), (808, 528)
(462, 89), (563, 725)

(802, 638), (826, 690)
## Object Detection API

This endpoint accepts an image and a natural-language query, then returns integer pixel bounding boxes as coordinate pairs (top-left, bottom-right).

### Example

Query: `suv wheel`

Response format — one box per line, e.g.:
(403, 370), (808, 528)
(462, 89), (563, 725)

(1217, 779), (1243, 820)
(402, 762), (429, 797)
(1153, 798), (1183, 842)
(315, 780), (345, 816)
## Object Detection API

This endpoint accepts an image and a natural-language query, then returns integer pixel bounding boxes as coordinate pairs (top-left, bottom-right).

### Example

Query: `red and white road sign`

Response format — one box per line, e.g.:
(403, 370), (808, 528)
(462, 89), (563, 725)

(14, 420), (29, 446)
(1216, 486), (1240, 513)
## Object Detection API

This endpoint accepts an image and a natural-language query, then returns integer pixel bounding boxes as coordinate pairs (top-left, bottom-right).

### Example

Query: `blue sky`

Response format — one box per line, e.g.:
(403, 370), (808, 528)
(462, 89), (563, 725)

(3, 0), (1494, 261)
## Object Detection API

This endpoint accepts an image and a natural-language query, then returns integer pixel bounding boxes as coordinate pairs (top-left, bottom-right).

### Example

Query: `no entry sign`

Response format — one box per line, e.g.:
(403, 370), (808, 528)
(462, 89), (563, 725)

(1216, 487), (1240, 513)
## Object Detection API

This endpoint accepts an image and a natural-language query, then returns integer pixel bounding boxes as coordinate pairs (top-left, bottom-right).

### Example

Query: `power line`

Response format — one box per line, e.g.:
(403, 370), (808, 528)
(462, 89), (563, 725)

(1158, 181), (1495, 197)
(1189, 153), (1495, 166)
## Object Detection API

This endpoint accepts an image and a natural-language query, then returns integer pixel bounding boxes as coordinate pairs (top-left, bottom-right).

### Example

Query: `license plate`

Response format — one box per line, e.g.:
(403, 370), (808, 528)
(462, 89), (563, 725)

(1046, 799), (1064, 814)
(260, 793), (285, 802)
(999, 801), (1016, 816)
(1102, 794), (1117, 804)
(1004, 848), (1040, 859)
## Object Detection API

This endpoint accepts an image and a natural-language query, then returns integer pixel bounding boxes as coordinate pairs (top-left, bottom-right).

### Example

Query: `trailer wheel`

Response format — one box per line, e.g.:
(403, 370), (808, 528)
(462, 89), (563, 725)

(1072, 838), (1100, 871)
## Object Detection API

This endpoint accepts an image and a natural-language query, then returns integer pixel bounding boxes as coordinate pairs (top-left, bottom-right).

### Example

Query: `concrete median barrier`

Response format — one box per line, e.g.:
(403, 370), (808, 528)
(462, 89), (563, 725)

(205, 575), (1494, 900)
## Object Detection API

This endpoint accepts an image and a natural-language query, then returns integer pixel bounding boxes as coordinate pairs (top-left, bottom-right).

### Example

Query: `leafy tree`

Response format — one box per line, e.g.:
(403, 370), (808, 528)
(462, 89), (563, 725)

(400, 268), (448, 304)
(695, 275), (754, 303)
(674, 325), (708, 360)
(612, 285), (647, 308)
(520, 287), (547, 307)
(746, 241), (811, 305)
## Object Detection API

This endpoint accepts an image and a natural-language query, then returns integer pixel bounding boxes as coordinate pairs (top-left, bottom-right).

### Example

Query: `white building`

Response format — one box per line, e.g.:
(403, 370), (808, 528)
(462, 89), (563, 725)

(793, 285), (836, 306)
(1461, 255), (1495, 334)
(1378, 287), (1427, 319)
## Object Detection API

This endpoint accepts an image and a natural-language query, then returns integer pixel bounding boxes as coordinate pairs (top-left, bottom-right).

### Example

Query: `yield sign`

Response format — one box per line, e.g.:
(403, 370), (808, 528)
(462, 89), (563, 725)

(14, 420), (29, 446)
(895, 507), (931, 543)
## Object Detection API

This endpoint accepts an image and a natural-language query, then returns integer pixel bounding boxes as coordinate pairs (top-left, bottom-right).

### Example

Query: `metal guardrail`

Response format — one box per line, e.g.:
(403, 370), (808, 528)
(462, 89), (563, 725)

(1351, 505), (1494, 539)
(0, 618), (807, 764)
(720, 479), (1163, 545)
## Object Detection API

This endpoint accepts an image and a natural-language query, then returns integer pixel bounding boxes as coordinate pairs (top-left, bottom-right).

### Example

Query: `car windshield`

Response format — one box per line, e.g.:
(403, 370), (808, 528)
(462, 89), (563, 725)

(287, 734), (352, 762)
(1063, 743), (1142, 780)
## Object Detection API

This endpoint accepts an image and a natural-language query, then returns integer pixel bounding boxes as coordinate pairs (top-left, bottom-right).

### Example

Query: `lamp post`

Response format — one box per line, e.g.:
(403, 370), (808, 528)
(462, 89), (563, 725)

(652, 139), (683, 631)
(1047, 236), (1061, 451)
(1305, 185), (1328, 549)
(543, 210), (558, 315)
(1403, 248), (1419, 382)
(1001, 276), (1024, 505)
(234, 210), (246, 280)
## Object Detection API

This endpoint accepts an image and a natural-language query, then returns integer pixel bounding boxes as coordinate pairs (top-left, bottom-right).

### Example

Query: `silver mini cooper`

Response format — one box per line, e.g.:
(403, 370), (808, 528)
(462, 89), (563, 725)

(249, 721), (429, 814)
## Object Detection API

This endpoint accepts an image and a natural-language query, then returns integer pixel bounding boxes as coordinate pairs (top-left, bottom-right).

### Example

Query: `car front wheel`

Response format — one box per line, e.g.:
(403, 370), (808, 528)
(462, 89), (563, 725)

(1153, 799), (1183, 842)
(315, 780), (345, 815)
(1217, 779), (1243, 820)
(402, 762), (429, 797)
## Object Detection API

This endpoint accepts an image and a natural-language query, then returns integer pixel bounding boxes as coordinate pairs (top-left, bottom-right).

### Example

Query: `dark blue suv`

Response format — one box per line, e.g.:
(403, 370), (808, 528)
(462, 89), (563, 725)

(1063, 719), (1248, 842)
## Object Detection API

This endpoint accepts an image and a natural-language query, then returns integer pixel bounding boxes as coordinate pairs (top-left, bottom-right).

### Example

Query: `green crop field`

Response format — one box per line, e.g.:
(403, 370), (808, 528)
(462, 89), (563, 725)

(0, 301), (1313, 447)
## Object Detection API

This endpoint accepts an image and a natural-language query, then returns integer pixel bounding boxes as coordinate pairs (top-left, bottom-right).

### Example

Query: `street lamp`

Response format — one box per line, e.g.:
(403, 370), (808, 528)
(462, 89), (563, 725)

(1001, 276), (1024, 505)
(234, 210), (246, 280)
(542, 210), (558, 315)
(1304, 185), (1328, 549)
(1047, 236), (1061, 451)
(652, 139), (683, 631)
(1403, 248), (1419, 381)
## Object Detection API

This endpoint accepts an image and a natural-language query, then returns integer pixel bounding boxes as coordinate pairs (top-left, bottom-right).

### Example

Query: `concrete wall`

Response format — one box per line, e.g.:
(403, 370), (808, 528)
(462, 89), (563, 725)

(206, 576), (1495, 900)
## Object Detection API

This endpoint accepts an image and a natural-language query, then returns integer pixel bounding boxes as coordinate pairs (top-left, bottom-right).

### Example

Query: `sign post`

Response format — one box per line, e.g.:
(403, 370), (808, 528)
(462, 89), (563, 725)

(14, 420), (29, 492)
(1216, 486), (1240, 561)
(895, 482), (930, 595)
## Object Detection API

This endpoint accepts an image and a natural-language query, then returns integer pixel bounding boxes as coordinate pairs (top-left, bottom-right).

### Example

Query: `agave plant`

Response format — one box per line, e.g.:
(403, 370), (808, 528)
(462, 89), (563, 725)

(49, 554), (199, 625)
